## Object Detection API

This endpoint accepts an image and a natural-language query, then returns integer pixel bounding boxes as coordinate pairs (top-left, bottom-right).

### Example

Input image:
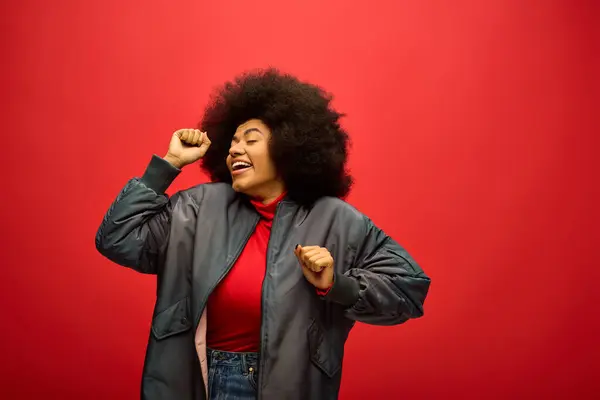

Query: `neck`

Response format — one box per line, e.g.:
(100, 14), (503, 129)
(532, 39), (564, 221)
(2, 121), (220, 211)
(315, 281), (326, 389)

(257, 190), (285, 205)
(252, 182), (286, 205)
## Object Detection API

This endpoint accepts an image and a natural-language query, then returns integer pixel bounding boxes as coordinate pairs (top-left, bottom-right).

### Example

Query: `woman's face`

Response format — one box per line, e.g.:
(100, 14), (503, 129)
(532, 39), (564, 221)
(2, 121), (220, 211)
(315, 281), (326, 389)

(226, 119), (285, 203)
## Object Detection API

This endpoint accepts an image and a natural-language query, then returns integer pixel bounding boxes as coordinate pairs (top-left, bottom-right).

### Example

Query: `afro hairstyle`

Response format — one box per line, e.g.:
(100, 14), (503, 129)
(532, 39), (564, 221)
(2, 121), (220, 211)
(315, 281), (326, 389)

(199, 68), (353, 206)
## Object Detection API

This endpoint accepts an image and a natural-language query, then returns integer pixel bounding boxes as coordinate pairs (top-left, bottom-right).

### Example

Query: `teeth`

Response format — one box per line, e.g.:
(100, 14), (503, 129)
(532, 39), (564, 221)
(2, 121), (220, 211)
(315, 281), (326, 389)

(232, 161), (252, 170)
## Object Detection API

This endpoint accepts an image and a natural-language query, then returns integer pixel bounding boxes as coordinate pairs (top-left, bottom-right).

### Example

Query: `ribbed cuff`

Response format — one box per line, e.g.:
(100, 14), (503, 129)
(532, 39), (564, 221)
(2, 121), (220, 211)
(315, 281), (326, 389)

(141, 155), (181, 193)
(323, 272), (360, 307)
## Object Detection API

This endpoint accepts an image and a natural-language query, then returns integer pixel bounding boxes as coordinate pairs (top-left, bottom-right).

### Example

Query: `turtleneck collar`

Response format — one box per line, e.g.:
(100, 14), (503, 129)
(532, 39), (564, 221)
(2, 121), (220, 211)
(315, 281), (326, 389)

(249, 191), (287, 221)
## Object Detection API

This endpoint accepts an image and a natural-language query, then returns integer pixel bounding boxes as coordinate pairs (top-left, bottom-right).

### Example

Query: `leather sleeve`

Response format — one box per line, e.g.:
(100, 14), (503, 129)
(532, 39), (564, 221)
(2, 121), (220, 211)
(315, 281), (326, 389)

(325, 216), (431, 326)
(95, 155), (197, 275)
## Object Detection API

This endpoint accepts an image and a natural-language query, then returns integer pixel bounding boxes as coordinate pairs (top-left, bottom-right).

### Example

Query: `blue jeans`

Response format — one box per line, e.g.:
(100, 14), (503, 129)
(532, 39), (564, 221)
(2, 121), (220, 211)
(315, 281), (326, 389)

(207, 348), (259, 400)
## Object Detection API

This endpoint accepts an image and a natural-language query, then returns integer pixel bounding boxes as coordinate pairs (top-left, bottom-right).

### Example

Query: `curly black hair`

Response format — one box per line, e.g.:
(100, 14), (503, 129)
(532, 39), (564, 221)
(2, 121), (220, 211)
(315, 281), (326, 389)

(199, 68), (353, 206)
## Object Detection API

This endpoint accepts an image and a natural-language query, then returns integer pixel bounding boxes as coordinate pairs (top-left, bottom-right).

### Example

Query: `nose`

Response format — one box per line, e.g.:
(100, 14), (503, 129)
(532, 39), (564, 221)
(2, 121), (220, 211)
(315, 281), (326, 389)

(229, 142), (245, 157)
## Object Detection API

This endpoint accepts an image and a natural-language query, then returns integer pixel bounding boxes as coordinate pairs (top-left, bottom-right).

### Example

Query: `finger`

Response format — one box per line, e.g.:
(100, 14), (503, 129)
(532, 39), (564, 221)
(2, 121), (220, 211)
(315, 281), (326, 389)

(298, 245), (320, 257)
(295, 244), (312, 257)
(314, 256), (333, 270)
(308, 255), (331, 272)
(180, 129), (190, 143)
(303, 254), (325, 272)
(304, 262), (323, 273)
(308, 253), (329, 264)
(199, 132), (211, 153)
(188, 130), (196, 145)
(192, 130), (201, 145)
(294, 245), (304, 265)
(302, 248), (325, 261)
(299, 245), (320, 252)
(300, 262), (314, 273)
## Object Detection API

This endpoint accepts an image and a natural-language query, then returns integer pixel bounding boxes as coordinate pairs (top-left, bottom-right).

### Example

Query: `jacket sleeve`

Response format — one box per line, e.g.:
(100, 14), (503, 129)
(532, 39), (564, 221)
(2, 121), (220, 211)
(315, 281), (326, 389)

(95, 155), (192, 275)
(324, 216), (431, 326)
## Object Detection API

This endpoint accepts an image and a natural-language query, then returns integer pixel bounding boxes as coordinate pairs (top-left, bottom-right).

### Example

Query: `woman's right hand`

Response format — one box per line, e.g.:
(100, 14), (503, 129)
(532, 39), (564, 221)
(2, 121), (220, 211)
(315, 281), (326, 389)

(163, 129), (211, 169)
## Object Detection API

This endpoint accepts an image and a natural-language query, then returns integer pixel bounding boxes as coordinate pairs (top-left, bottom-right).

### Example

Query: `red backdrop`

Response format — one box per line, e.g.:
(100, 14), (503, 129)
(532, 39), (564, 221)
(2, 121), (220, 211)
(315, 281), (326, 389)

(1, 0), (598, 399)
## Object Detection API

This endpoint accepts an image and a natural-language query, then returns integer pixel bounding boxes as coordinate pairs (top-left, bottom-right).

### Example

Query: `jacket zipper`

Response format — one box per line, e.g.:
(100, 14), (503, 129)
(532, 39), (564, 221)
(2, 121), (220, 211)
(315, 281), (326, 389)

(196, 214), (260, 325)
(195, 213), (260, 398)
(257, 201), (283, 399)
(194, 212), (260, 398)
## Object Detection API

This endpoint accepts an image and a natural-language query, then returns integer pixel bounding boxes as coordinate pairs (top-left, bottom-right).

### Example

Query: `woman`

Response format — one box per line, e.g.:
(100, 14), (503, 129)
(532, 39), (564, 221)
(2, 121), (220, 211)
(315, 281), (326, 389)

(95, 68), (430, 400)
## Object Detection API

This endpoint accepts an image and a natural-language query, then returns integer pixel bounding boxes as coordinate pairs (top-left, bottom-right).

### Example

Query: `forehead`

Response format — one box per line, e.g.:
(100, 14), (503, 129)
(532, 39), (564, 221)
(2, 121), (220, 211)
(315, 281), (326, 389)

(234, 119), (271, 136)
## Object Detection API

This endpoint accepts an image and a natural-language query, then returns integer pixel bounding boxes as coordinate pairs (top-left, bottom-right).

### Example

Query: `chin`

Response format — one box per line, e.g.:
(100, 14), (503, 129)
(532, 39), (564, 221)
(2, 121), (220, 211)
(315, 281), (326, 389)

(231, 180), (250, 194)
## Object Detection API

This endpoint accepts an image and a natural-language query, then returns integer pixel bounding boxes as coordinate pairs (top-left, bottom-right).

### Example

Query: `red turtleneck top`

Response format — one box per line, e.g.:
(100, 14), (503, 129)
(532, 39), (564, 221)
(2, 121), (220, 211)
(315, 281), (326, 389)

(205, 192), (286, 352)
(206, 192), (332, 352)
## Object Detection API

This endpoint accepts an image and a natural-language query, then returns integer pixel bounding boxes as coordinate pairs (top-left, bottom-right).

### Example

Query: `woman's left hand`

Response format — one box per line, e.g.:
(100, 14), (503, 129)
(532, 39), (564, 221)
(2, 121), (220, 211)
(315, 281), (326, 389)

(294, 245), (334, 290)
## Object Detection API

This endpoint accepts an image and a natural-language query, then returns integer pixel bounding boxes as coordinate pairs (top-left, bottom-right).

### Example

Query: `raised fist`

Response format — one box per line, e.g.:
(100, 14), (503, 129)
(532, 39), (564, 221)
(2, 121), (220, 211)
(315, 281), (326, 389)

(163, 129), (211, 168)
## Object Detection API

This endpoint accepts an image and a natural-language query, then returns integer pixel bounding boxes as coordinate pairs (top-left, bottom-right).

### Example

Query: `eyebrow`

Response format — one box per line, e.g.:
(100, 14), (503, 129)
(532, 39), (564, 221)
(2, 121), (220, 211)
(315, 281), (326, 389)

(232, 127), (263, 141)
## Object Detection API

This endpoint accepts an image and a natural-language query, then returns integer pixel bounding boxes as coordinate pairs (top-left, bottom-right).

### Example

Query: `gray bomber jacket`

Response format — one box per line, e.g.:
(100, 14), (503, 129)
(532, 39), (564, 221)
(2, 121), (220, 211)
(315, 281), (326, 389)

(95, 155), (431, 400)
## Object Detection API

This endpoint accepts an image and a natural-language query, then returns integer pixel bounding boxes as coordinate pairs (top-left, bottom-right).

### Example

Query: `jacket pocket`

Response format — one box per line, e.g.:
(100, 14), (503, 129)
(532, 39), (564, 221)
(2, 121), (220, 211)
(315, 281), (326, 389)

(307, 318), (343, 378)
(151, 296), (192, 340)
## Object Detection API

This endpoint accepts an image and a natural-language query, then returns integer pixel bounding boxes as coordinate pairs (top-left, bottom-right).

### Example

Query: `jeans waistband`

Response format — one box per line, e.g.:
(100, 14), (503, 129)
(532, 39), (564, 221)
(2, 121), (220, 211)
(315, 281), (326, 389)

(207, 348), (259, 372)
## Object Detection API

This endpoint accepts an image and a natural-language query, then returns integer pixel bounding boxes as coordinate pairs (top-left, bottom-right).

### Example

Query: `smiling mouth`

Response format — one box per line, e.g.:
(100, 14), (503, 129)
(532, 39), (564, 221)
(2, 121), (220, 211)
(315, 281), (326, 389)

(231, 161), (253, 175)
